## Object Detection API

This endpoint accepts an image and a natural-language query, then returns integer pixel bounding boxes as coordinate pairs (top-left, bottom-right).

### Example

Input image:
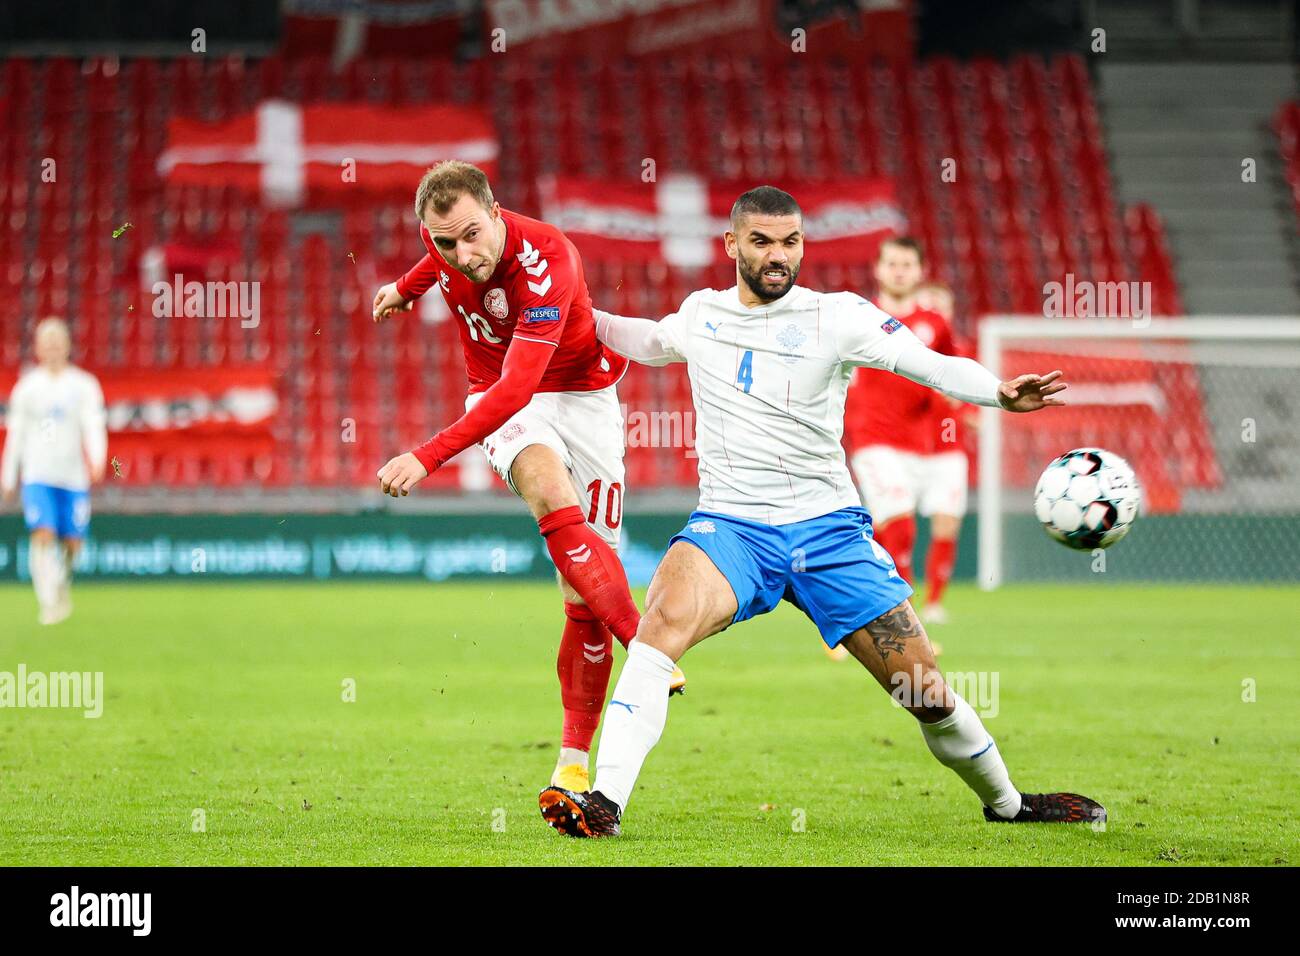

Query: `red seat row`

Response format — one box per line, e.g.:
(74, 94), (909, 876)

(0, 53), (1184, 489)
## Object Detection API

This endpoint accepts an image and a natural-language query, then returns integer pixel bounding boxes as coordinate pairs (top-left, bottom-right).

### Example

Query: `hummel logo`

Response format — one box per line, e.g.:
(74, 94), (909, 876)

(517, 239), (540, 268)
(582, 641), (607, 664)
(565, 543), (592, 564)
(527, 275), (552, 296)
(518, 239), (551, 282)
(610, 700), (638, 714)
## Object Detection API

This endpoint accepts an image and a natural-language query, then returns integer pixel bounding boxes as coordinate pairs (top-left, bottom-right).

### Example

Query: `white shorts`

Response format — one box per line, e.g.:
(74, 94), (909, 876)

(470, 384), (626, 549)
(850, 445), (969, 526)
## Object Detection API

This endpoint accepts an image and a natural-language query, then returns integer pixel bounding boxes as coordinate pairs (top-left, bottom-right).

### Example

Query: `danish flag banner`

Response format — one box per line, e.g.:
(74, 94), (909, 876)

(540, 175), (907, 267)
(0, 368), (277, 443)
(158, 100), (498, 207)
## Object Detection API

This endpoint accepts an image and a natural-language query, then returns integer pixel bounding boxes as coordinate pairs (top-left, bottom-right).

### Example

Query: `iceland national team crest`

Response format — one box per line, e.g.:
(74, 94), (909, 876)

(880, 316), (903, 334)
(775, 322), (807, 365)
(484, 287), (509, 320)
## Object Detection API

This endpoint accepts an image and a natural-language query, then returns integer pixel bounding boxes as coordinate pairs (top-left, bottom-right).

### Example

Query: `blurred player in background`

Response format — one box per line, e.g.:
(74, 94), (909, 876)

(1, 317), (107, 625)
(370, 161), (683, 797)
(845, 239), (970, 626)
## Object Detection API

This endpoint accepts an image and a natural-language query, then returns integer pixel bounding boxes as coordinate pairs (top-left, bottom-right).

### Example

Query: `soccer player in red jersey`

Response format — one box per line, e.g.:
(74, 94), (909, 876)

(844, 238), (970, 625)
(371, 161), (683, 795)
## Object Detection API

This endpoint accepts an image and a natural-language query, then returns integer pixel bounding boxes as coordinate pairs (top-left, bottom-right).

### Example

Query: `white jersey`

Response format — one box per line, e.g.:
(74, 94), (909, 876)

(1, 365), (107, 493)
(656, 285), (930, 525)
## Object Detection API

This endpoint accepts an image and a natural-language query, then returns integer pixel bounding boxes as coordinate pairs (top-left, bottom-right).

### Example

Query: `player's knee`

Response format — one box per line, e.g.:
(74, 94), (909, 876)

(634, 601), (693, 660)
(30, 528), (56, 545)
(929, 514), (961, 540)
(513, 452), (579, 517)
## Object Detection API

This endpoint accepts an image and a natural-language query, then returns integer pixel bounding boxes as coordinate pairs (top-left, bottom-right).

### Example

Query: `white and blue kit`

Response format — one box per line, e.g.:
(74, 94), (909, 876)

(1, 365), (107, 539)
(595, 285), (1003, 646)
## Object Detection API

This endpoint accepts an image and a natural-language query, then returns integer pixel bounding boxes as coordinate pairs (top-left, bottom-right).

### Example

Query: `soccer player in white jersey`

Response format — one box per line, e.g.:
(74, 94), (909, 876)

(1, 318), (107, 625)
(538, 187), (1106, 836)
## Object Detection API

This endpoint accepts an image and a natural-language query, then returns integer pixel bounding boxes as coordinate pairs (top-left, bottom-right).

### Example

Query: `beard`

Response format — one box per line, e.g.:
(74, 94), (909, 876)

(738, 254), (800, 302)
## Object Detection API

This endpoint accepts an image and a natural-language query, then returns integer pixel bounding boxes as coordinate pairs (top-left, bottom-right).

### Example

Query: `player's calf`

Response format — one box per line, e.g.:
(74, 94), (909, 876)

(511, 447), (641, 645)
(28, 529), (70, 625)
(553, 601), (613, 790)
(843, 602), (1020, 818)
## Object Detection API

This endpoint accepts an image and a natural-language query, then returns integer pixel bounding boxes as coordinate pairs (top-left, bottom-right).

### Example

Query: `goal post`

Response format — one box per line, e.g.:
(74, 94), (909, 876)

(977, 317), (1300, 589)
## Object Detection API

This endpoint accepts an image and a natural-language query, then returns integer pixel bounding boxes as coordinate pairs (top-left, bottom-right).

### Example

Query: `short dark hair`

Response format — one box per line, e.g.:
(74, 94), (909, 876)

(730, 186), (802, 229)
(879, 235), (925, 264)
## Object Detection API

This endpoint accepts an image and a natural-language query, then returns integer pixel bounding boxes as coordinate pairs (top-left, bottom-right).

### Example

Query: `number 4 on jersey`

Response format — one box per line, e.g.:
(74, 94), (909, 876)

(737, 350), (754, 393)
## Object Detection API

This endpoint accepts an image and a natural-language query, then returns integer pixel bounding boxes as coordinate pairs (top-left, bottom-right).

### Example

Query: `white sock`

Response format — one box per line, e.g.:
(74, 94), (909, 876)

(29, 539), (62, 610)
(592, 640), (675, 811)
(919, 692), (1022, 818)
(556, 747), (589, 769)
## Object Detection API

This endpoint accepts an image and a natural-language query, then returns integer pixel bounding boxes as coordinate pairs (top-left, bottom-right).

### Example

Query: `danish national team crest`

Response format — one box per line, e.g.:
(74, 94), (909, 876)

(483, 287), (509, 320)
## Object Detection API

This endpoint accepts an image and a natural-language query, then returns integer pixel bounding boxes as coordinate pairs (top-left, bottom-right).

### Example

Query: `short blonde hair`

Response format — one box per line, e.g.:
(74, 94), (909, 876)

(34, 315), (70, 344)
(414, 161), (495, 220)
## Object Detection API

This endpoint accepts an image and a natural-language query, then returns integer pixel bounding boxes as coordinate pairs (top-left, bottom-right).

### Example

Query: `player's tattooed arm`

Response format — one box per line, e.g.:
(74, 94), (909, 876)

(864, 602), (925, 661)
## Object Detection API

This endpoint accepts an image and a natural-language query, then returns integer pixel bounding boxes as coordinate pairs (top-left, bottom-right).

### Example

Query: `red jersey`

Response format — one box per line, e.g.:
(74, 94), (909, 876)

(844, 305), (966, 455)
(395, 208), (628, 473)
(397, 207), (627, 395)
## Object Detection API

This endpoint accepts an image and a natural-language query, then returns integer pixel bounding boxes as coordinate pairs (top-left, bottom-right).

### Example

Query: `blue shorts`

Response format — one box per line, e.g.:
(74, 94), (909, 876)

(21, 483), (91, 539)
(670, 506), (913, 648)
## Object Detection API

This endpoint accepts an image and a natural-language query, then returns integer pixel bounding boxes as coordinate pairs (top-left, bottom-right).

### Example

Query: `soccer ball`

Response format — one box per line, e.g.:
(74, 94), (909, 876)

(1033, 448), (1141, 550)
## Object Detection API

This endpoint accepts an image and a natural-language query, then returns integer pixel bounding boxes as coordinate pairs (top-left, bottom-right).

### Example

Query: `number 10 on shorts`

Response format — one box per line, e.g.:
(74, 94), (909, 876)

(586, 479), (623, 529)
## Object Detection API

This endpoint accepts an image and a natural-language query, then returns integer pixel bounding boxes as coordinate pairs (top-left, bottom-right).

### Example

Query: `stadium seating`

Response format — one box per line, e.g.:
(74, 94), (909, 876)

(0, 53), (1182, 489)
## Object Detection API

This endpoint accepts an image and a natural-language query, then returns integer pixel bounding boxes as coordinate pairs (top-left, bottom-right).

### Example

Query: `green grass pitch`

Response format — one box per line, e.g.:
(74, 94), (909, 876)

(0, 580), (1295, 866)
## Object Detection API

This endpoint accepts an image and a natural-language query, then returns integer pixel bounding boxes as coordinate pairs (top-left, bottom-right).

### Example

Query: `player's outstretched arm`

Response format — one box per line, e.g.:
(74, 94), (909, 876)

(376, 337), (553, 497)
(592, 309), (681, 367)
(374, 237), (445, 321)
(372, 281), (415, 322)
(890, 341), (1067, 413)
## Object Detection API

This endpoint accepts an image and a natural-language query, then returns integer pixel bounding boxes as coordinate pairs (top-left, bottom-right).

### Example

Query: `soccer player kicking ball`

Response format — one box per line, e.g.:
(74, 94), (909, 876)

(1, 318), (107, 625)
(539, 187), (1105, 837)
(371, 161), (684, 797)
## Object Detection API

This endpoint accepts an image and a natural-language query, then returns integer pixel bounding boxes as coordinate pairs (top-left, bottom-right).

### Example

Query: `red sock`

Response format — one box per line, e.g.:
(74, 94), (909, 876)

(556, 602), (614, 752)
(926, 537), (957, 605)
(538, 506), (640, 646)
(874, 515), (916, 585)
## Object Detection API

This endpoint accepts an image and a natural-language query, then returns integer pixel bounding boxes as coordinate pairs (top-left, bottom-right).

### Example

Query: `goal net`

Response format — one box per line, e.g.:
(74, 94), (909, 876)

(977, 318), (1300, 588)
